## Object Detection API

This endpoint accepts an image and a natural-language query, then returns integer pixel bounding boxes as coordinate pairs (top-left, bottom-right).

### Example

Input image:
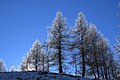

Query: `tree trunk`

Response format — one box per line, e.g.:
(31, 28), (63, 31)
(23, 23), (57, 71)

(92, 67), (97, 79)
(42, 54), (44, 72)
(75, 59), (77, 76)
(104, 66), (108, 80)
(108, 68), (111, 80)
(35, 53), (38, 71)
(58, 47), (63, 73)
(96, 66), (100, 78)
(100, 66), (105, 80)
(93, 42), (100, 79)
(82, 46), (85, 77)
(35, 59), (37, 71)
(58, 35), (63, 74)
(81, 33), (85, 77)
(47, 54), (49, 72)
(111, 67), (115, 79)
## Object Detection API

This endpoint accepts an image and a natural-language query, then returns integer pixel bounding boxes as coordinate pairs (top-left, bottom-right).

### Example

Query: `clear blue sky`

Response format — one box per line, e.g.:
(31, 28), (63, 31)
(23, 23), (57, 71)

(0, 0), (119, 70)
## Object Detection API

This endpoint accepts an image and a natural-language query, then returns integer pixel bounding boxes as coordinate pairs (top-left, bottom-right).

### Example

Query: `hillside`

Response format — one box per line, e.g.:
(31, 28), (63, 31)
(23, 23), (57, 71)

(0, 71), (89, 80)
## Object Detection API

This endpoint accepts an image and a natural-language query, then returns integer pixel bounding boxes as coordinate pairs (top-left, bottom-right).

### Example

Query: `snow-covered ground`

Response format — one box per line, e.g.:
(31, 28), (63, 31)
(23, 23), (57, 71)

(0, 71), (89, 80)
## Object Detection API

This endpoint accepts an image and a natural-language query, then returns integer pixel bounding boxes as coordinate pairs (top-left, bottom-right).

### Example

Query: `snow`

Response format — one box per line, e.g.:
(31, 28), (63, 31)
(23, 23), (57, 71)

(0, 71), (89, 80)
(79, 77), (89, 80)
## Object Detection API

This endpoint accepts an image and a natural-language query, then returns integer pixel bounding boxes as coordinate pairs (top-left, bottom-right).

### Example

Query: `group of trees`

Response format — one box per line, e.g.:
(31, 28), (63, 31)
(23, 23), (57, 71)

(0, 59), (15, 72)
(18, 12), (119, 79)
(0, 11), (119, 80)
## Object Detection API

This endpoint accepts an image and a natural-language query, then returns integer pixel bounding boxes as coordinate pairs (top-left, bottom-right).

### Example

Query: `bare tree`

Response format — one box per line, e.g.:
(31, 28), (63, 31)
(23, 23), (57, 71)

(47, 11), (69, 73)
(0, 59), (6, 72)
(19, 39), (45, 71)
(70, 12), (88, 77)
(9, 66), (15, 72)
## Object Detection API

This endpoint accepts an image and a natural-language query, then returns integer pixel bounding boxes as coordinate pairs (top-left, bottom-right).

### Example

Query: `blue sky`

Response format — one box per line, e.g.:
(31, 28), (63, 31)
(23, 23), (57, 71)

(0, 0), (119, 70)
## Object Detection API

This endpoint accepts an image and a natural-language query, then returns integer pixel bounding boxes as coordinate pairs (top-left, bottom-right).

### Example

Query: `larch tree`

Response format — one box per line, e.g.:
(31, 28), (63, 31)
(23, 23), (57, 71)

(9, 66), (15, 72)
(47, 11), (69, 73)
(43, 41), (52, 72)
(29, 39), (45, 71)
(86, 24), (102, 79)
(70, 12), (88, 77)
(19, 39), (45, 71)
(0, 59), (6, 72)
(19, 52), (31, 71)
(86, 24), (104, 79)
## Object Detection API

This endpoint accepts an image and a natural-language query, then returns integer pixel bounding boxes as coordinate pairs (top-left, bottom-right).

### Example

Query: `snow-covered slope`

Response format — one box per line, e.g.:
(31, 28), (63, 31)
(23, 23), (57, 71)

(0, 71), (89, 80)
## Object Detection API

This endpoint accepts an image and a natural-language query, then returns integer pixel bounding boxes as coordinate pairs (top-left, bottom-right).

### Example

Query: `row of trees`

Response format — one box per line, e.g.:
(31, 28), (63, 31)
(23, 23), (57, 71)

(0, 11), (119, 79)
(18, 12), (120, 79)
